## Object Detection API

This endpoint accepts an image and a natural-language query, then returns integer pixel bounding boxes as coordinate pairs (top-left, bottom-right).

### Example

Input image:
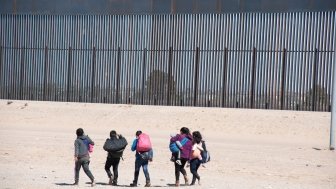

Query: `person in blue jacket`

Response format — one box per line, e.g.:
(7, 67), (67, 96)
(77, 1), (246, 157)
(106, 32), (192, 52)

(130, 130), (151, 187)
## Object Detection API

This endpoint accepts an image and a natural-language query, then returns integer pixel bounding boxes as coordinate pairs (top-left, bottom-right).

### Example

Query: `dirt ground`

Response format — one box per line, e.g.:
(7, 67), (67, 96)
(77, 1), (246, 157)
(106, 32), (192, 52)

(0, 100), (335, 189)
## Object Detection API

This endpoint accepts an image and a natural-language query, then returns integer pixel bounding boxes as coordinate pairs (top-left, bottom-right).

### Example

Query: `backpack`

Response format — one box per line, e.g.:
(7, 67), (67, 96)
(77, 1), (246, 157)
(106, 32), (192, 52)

(139, 148), (154, 161)
(136, 133), (152, 152)
(169, 137), (189, 153)
(201, 141), (210, 163)
(103, 136), (128, 152)
(81, 138), (93, 153)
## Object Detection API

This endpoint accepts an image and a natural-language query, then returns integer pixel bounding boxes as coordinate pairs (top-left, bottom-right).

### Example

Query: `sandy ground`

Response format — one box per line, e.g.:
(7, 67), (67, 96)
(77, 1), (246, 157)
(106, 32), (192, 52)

(0, 100), (335, 189)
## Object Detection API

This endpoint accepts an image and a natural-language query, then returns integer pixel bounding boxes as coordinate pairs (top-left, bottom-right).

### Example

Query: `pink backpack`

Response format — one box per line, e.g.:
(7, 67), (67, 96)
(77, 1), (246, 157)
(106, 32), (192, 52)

(81, 138), (94, 153)
(136, 133), (152, 152)
(88, 144), (94, 153)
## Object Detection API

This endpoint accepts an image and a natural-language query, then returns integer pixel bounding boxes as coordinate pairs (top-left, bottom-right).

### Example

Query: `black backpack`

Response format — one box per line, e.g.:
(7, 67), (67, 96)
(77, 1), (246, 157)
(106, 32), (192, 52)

(201, 141), (210, 163)
(103, 136), (128, 152)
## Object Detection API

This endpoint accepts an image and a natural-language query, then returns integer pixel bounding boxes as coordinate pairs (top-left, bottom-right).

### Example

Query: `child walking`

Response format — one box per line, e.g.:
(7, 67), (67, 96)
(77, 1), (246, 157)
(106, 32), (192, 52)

(189, 131), (204, 185)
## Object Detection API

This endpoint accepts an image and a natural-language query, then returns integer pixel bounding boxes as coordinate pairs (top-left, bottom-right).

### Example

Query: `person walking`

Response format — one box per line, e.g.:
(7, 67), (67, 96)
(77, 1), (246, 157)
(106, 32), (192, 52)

(170, 127), (193, 186)
(130, 130), (152, 187)
(189, 131), (204, 185)
(73, 128), (95, 187)
(103, 130), (128, 186)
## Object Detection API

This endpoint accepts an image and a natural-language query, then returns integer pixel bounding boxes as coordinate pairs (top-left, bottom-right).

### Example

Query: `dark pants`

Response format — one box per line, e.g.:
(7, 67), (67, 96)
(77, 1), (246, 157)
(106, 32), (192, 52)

(133, 158), (150, 184)
(74, 157), (94, 183)
(190, 158), (201, 184)
(172, 151), (181, 160)
(174, 158), (188, 181)
(104, 157), (120, 182)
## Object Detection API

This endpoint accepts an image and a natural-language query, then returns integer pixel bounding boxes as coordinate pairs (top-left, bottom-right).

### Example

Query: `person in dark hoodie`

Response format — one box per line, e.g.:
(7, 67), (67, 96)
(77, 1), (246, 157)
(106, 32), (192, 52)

(103, 130), (128, 186)
(74, 128), (95, 187)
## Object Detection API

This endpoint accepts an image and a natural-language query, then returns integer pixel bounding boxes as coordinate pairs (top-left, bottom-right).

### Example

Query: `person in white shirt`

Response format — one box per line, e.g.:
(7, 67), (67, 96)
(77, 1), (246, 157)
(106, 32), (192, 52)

(189, 131), (204, 185)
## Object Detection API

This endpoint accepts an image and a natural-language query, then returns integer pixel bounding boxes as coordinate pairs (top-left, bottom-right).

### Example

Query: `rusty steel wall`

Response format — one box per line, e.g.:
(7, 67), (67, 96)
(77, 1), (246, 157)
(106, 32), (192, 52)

(0, 12), (335, 111)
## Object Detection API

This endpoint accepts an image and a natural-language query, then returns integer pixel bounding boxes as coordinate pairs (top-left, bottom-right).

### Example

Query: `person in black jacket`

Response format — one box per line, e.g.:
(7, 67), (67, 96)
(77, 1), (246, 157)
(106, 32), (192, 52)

(74, 128), (95, 187)
(103, 130), (127, 186)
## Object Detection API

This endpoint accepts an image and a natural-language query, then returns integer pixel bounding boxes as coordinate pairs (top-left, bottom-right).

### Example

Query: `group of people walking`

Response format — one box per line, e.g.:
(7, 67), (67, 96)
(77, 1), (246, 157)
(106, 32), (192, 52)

(73, 127), (208, 187)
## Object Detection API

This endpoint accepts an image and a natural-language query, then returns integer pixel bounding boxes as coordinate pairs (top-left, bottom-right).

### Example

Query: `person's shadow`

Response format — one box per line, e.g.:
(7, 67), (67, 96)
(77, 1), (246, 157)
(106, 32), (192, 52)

(166, 183), (189, 187)
(55, 182), (173, 187)
(55, 182), (112, 186)
(54, 182), (75, 186)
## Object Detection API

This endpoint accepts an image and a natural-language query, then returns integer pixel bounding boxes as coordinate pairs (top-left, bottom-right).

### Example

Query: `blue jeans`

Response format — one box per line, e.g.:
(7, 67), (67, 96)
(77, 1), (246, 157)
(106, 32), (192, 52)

(189, 158), (201, 184)
(133, 158), (150, 184)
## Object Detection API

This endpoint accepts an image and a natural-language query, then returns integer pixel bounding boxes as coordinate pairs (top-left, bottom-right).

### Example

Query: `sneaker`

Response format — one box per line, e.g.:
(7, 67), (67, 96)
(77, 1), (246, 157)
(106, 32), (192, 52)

(91, 180), (96, 187)
(190, 180), (196, 186)
(130, 183), (137, 187)
(108, 177), (113, 185)
(144, 182), (151, 187)
(112, 181), (118, 186)
(176, 160), (182, 165)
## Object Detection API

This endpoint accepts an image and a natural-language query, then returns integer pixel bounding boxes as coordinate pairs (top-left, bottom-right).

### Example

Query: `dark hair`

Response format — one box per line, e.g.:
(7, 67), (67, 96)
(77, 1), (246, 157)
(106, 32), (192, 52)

(76, 128), (84, 137)
(180, 127), (190, 135)
(136, 130), (142, 136)
(192, 131), (202, 144)
(110, 130), (117, 137)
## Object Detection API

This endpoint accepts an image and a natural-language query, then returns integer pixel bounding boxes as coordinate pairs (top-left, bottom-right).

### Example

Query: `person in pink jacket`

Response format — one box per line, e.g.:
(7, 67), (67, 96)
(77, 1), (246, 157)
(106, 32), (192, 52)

(170, 127), (193, 186)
